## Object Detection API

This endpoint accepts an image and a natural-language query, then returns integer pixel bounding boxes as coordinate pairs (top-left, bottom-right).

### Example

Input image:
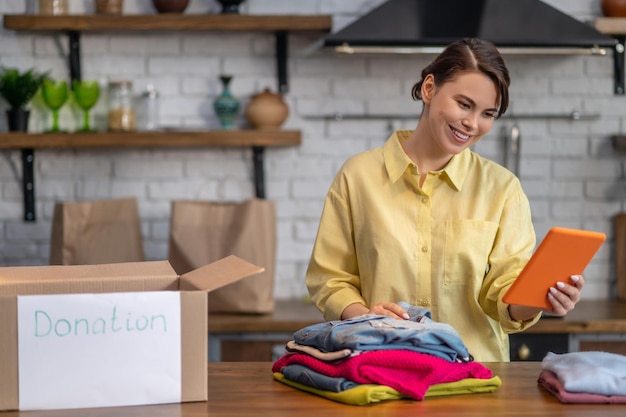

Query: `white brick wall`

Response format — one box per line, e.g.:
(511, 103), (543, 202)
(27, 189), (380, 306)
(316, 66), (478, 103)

(0, 0), (624, 301)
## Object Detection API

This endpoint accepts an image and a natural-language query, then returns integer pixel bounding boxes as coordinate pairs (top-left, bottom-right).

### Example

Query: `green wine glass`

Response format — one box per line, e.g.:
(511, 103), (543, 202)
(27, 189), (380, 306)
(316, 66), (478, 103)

(41, 79), (69, 132)
(72, 80), (100, 132)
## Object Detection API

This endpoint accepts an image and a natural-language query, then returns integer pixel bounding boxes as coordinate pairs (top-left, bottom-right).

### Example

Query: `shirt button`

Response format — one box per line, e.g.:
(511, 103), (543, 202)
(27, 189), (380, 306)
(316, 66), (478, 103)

(418, 299), (429, 306)
(420, 197), (428, 204)
(421, 246), (428, 253)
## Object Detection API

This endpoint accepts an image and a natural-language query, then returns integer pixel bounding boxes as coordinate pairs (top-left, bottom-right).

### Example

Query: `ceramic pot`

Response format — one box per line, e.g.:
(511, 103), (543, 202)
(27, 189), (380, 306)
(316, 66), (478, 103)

(151, 0), (189, 14)
(245, 88), (289, 130)
(213, 75), (240, 130)
(6, 109), (30, 132)
(601, 0), (626, 17)
(95, 0), (123, 14)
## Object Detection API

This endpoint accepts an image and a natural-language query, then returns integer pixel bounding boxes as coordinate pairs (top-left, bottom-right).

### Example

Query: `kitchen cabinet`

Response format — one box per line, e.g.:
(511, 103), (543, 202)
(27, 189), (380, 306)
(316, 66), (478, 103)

(208, 299), (626, 362)
(208, 299), (323, 362)
(509, 333), (568, 361)
(1, 14), (332, 221)
(510, 300), (626, 360)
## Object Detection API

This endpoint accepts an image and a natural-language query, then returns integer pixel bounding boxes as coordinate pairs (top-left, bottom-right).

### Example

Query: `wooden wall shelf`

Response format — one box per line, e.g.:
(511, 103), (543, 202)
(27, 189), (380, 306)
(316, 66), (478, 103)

(2, 14), (332, 32)
(2, 14), (328, 221)
(2, 13), (332, 92)
(0, 130), (301, 149)
(595, 17), (626, 35)
(7, 130), (299, 222)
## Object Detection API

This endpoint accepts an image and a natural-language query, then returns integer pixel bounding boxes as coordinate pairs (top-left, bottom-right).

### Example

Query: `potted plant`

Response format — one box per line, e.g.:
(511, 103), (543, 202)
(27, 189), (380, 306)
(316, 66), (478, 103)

(0, 67), (48, 132)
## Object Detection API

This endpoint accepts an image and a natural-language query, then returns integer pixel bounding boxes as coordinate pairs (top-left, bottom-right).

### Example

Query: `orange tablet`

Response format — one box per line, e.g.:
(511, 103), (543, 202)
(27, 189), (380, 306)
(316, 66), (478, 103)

(502, 227), (606, 309)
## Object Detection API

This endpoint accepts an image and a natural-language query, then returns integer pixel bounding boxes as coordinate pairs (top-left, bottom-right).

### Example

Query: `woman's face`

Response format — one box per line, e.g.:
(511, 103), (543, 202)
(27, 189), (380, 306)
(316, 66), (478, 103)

(422, 71), (499, 156)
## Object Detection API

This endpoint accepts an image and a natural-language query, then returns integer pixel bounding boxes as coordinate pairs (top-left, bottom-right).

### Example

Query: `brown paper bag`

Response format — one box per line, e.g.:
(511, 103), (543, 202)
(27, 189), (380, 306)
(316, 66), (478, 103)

(49, 197), (144, 265)
(168, 198), (276, 313)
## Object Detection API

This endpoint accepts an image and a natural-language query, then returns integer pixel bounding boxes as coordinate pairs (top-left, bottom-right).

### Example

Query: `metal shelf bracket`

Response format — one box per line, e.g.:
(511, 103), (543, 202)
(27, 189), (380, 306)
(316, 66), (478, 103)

(613, 37), (625, 95)
(19, 30), (83, 222)
(276, 30), (288, 93)
(21, 149), (35, 221)
(252, 146), (265, 198)
(68, 30), (81, 82)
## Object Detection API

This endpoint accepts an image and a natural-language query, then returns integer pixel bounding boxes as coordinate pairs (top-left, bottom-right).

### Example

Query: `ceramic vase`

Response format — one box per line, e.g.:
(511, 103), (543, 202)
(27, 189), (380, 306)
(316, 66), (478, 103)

(245, 88), (289, 129)
(213, 75), (240, 130)
(601, 0), (626, 17)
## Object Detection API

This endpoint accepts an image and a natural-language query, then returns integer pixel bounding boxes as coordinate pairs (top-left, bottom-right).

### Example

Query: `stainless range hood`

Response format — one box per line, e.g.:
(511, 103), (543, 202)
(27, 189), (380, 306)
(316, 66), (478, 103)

(324, 0), (617, 55)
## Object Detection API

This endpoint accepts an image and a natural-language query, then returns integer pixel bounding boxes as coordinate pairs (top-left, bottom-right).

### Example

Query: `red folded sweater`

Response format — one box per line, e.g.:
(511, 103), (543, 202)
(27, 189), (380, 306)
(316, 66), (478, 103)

(272, 350), (492, 400)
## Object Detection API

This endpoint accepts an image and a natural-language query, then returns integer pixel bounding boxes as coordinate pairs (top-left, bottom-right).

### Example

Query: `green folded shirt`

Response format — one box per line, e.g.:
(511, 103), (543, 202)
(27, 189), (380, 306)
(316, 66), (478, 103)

(273, 372), (501, 406)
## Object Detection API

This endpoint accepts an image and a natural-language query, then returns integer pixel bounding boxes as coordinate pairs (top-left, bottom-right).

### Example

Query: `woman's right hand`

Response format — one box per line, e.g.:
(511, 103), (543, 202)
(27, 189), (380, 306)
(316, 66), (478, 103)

(342, 302), (409, 320)
(369, 302), (410, 319)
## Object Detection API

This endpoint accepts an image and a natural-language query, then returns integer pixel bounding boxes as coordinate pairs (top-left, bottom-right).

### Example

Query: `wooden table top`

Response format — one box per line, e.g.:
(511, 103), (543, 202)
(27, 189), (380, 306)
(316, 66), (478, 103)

(4, 362), (625, 416)
(208, 299), (626, 334)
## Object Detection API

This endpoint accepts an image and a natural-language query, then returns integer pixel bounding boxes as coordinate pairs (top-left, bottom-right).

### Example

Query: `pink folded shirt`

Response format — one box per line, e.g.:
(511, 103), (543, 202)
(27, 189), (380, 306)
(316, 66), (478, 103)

(272, 349), (492, 400)
(538, 370), (626, 404)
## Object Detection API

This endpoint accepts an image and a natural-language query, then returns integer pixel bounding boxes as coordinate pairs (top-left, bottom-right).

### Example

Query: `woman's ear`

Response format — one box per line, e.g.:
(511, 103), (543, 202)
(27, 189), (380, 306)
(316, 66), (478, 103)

(421, 74), (435, 104)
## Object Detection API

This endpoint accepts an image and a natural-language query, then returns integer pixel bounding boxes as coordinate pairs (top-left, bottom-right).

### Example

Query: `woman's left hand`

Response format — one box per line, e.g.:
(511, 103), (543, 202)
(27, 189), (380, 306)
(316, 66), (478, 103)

(545, 274), (584, 316)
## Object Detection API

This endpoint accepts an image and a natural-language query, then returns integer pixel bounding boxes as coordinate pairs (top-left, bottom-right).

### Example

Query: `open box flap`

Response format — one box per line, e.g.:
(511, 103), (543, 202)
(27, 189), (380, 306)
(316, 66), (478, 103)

(179, 255), (264, 292)
(0, 261), (179, 297)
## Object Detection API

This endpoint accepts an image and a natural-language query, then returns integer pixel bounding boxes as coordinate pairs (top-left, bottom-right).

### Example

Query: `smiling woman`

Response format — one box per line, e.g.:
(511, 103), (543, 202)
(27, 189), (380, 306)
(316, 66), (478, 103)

(411, 71), (499, 173)
(305, 38), (588, 363)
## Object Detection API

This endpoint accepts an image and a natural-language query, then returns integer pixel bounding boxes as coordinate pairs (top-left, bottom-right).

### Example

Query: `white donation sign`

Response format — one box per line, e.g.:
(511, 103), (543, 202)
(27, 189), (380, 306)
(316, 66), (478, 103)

(17, 291), (182, 410)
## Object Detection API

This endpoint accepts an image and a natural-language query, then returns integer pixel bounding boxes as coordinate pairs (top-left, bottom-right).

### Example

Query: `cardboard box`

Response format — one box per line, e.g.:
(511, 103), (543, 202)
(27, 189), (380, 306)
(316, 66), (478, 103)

(0, 255), (263, 411)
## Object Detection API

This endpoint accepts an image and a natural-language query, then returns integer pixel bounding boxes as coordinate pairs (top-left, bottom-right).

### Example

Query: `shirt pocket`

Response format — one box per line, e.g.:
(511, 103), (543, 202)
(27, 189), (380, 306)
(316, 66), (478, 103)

(443, 220), (498, 286)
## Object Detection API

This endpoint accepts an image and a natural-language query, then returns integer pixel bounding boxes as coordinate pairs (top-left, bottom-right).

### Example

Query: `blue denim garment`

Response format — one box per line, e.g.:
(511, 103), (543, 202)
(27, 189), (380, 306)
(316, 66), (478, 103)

(281, 363), (358, 392)
(293, 302), (471, 362)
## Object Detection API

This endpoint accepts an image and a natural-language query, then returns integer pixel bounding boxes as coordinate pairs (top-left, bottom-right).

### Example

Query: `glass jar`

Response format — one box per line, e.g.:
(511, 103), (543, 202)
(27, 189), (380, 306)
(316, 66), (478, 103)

(38, 0), (69, 15)
(138, 84), (160, 131)
(107, 81), (136, 132)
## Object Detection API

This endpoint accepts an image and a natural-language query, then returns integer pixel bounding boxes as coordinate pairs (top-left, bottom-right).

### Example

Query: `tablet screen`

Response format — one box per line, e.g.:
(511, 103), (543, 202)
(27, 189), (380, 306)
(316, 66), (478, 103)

(502, 227), (606, 309)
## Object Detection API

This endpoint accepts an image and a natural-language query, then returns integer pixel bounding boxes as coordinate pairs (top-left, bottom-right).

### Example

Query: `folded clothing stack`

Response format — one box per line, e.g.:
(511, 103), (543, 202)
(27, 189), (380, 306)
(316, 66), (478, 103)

(538, 351), (626, 404)
(271, 302), (500, 405)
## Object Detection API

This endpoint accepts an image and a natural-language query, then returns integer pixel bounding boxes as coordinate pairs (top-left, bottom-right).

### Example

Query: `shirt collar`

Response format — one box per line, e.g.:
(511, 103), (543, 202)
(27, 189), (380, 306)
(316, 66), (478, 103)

(441, 149), (470, 191)
(383, 130), (414, 183)
(383, 130), (471, 191)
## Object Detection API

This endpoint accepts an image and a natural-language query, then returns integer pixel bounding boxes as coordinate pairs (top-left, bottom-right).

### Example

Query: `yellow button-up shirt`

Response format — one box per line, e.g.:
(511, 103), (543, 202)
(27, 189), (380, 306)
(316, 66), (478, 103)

(306, 130), (541, 362)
